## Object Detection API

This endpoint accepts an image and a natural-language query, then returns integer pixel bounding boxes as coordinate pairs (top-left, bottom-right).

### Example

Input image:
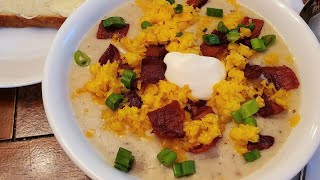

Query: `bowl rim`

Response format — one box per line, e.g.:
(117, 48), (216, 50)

(42, 0), (320, 180)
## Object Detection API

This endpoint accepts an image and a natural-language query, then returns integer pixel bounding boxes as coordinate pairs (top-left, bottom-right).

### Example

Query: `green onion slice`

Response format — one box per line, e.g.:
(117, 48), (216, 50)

(141, 21), (153, 29)
(102, 17), (126, 28)
(207, 8), (223, 17)
(249, 23), (255, 30)
(227, 29), (241, 42)
(243, 117), (258, 127)
(232, 110), (243, 123)
(203, 34), (221, 45)
(243, 149), (261, 162)
(114, 147), (134, 172)
(250, 38), (266, 52)
(176, 32), (183, 37)
(157, 148), (177, 166)
(173, 160), (196, 177)
(174, 4), (183, 14)
(241, 99), (259, 119)
(121, 70), (136, 89)
(167, 0), (175, 5)
(261, 34), (276, 47)
(217, 21), (229, 34)
(106, 93), (124, 111)
(74, 50), (90, 67)
(173, 163), (184, 177)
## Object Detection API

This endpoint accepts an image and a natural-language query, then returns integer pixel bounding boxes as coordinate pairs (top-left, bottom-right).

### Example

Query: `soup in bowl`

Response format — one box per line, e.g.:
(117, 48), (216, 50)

(42, 0), (320, 179)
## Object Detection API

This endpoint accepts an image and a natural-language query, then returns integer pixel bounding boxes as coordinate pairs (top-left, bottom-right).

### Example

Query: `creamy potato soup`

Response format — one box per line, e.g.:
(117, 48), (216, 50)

(69, 0), (301, 179)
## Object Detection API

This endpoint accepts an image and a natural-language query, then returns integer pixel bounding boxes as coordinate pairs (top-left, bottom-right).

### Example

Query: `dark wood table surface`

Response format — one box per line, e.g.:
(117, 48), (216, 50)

(0, 84), (89, 180)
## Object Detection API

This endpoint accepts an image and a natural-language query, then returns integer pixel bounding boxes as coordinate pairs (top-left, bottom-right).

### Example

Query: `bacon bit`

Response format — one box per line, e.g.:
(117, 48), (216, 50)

(262, 65), (300, 90)
(237, 38), (252, 48)
(200, 43), (228, 59)
(125, 90), (143, 108)
(141, 57), (166, 87)
(258, 94), (284, 118)
(247, 135), (274, 151)
(187, 100), (214, 120)
(244, 64), (262, 79)
(148, 101), (186, 139)
(188, 137), (220, 153)
(146, 45), (168, 59)
(96, 22), (129, 39)
(241, 17), (264, 38)
(99, 44), (121, 65)
(186, 0), (208, 8)
(200, 30), (229, 59)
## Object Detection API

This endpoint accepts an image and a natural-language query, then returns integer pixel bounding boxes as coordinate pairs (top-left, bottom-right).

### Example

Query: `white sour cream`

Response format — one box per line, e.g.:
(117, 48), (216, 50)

(164, 52), (226, 100)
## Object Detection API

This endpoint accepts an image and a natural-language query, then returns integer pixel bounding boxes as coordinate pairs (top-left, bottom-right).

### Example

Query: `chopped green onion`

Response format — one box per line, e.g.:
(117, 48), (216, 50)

(237, 24), (247, 28)
(114, 147), (134, 172)
(243, 117), (258, 127)
(181, 161), (196, 175)
(102, 17), (126, 28)
(174, 4), (183, 14)
(217, 21), (229, 34)
(241, 99), (259, 119)
(243, 149), (261, 162)
(202, 34), (221, 45)
(141, 21), (153, 29)
(207, 8), (223, 17)
(157, 148), (177, 166)
(203, 28), (208, 33)
(176, 32), (183, 37)
(121, 70), (136, 89)
(167, 0), (175, 4)
(173, 163), (184, 177)
(251, 38), (266, 52)
(173, 160), (196, 177)
(74, 50), (90, 67)
(248, 23), (255, 30)
(227, 29), (241, 42)
(232, 110), (243, 123)
(106, 93), (124, 111)
(261, 34), (276, 47)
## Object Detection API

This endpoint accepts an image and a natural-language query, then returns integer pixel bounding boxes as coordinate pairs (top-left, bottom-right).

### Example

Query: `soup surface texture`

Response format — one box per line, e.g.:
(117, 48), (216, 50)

(69, 0), (301, 179)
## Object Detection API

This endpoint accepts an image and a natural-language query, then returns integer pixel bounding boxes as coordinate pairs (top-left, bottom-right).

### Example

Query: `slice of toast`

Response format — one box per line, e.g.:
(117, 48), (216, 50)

(0, 15), (66, 28)
(0, 0), (84, 28)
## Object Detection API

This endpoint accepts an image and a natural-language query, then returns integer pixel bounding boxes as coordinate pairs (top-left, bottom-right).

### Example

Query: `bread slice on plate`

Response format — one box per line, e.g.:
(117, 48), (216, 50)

(0, 0), (84, 28)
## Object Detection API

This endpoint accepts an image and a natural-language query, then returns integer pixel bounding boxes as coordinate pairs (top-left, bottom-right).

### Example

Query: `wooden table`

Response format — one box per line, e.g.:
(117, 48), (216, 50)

(0, 84), (89, 179)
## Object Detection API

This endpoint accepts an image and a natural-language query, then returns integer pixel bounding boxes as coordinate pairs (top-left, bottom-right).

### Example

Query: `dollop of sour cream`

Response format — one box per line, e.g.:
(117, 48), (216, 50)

(164, 52), (226, 100)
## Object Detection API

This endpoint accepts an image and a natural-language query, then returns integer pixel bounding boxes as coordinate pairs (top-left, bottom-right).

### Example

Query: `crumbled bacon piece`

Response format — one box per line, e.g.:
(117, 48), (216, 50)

(146, 45), (168, 59)
(187, 100), (214, 120)
(262, 65), (300, 90)
(244, 64), (262, 79)
(200, 30), (229, 59)
(141, 57), (166, 87)
(148, 101), (186, 139)
(96, 22), (129, 39)
(241, 17), (264, 38)
(247, 135), (275, 151)
(186, 0), (208, 8)
(258, 94), (284, 118)
(125, 90), (143, 108)
(99, 44), (121, 65)
(237, 38), (252, 48)
(200, 43), (228, 59)
(188, 137), (220, 153)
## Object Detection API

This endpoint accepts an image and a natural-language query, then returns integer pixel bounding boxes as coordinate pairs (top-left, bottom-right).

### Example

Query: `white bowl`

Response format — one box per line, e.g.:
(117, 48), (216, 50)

(42, 0), (320, 179)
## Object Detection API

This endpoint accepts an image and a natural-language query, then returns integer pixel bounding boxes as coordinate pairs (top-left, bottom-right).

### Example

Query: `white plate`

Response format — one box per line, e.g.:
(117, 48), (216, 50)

(0, 27), (57, 88)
